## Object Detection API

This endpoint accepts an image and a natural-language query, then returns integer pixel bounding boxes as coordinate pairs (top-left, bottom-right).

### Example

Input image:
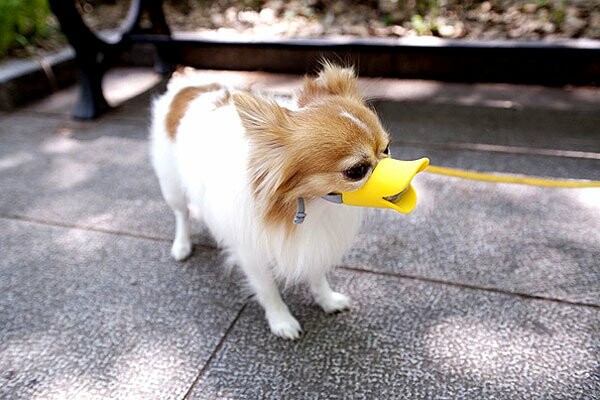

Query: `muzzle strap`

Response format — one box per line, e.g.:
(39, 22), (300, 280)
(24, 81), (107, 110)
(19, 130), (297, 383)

(321, 193), (343, 204)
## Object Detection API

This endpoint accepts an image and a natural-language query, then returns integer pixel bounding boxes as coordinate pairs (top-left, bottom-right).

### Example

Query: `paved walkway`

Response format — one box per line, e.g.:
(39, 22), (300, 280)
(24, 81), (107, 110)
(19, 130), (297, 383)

(1, 68), (599, 399)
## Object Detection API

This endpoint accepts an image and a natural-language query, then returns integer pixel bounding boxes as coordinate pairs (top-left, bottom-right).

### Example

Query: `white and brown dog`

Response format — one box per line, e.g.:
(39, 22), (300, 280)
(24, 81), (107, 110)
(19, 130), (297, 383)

(150, 63), (408, 339)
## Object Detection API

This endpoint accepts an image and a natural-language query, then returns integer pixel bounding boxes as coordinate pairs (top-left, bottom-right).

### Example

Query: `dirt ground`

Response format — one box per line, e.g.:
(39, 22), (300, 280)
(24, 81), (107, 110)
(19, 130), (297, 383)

(82, 0), (599, 41)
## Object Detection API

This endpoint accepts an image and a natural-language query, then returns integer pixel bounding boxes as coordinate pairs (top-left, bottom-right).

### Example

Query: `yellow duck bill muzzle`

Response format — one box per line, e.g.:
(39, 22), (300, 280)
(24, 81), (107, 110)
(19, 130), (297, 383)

(322, 157), (430, 213)
(293, 157), (429, 224)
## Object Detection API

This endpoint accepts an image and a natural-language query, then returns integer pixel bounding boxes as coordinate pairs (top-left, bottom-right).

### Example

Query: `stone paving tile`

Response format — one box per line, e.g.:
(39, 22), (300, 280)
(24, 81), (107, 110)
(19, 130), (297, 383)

(187, 269), (600, 399)
(2, 75), (600, 399)
(0, 113), (174, 240)
(0, 219), (245, 399)
(366, 80), (600, 113)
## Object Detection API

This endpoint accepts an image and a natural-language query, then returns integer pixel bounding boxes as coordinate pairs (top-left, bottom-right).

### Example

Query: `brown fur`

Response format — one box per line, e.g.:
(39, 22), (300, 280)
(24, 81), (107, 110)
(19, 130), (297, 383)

(234, 64), (390, 233)
(166, 83), (223, 139)
(298, 62), (362, 107)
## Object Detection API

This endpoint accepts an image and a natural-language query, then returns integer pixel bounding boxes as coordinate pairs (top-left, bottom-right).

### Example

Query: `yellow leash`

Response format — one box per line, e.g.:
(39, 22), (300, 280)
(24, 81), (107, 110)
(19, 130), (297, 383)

(426, 165), (600, 188)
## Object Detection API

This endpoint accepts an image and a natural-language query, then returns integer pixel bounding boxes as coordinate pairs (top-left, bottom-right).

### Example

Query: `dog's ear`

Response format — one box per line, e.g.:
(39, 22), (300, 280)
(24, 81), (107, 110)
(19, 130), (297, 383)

(233, 92), (294, 221)
(298, 62), (361, 106)
(233, 92), (291, 136)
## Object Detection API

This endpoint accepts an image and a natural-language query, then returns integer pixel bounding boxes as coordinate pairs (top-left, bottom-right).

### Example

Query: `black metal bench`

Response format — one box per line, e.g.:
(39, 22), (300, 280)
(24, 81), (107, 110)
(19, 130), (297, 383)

(49, 0), (600, 119)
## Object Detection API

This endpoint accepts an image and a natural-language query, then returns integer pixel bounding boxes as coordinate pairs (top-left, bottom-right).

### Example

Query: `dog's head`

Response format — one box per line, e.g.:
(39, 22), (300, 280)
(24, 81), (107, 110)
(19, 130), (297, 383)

(233, 62), (390, 229)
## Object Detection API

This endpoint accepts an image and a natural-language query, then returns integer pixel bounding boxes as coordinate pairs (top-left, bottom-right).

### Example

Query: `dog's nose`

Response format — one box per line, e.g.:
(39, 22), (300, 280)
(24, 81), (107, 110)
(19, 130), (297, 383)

(340, 157), (429, 214)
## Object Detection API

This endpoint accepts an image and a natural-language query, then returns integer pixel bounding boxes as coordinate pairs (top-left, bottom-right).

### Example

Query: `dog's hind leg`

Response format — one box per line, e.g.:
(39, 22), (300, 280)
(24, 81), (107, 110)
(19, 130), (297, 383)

(163, 181), (192, 261)
(168, 199), (192, 261)
(152, 146), (192, 261)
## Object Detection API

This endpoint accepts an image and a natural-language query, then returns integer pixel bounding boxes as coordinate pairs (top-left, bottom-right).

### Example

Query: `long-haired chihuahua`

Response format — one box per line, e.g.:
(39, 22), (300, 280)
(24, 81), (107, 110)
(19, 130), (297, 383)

(150, 63), (425, 339)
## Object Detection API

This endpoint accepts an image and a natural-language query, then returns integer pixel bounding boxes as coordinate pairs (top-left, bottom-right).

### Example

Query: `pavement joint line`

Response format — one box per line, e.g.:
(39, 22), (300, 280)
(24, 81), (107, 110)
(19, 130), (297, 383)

(0, 213), (172, 243)
(340, 266), (600, 310)
(182, 302), (249, 400)
(0, 213), (226, 252)
(394, 140), (600, 160)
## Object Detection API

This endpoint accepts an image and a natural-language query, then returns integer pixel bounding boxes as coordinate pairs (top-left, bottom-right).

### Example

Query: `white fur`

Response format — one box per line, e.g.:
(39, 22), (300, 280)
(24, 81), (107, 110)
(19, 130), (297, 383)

(150, 83), (363, 339)
(340, 110), (371, 137)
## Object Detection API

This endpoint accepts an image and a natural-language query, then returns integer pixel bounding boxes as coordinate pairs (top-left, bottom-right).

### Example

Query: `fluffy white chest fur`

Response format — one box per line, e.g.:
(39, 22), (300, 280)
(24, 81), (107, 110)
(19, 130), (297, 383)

(151, 64), (391, 339)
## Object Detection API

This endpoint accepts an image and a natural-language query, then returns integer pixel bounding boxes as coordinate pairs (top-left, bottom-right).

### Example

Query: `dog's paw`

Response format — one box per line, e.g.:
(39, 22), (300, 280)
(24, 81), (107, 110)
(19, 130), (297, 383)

(171, 239), (192, 261)
(267, 313), (303, 340)
(317, 292), (351, 314)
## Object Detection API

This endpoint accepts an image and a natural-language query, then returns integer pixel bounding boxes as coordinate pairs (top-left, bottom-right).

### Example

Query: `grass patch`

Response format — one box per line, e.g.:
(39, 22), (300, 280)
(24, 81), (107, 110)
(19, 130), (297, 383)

(0, 0), (64, 60)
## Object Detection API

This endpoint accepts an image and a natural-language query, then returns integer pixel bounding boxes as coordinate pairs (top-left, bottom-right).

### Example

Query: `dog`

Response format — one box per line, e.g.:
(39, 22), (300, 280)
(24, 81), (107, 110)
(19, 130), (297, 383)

(150, 63), (392, 339)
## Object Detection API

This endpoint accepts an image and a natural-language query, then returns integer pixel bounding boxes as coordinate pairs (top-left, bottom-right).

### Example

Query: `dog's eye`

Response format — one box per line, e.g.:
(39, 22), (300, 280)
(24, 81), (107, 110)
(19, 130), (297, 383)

(344, 163), (370, 181)
(383, 144), (390, 156)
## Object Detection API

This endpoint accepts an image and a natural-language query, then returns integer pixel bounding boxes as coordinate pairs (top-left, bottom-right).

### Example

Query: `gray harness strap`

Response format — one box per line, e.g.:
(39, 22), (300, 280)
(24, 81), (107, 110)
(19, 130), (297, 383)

(293, 197), (306, 224)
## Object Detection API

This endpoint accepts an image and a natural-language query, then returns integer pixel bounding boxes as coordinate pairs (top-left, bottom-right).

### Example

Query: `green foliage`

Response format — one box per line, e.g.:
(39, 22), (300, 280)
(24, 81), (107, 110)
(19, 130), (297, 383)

(551, 1), (566, 25)
(410, 14), (427, 34)
(381, 14), (394, 27)
(410, 14), (438, 35)
(0, 0), (53, 57)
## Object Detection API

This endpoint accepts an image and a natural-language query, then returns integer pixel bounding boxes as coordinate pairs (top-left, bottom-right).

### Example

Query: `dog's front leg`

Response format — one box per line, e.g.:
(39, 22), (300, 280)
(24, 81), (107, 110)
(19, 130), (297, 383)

(240, 253), (302, 339)
(309, 273), (351, 314)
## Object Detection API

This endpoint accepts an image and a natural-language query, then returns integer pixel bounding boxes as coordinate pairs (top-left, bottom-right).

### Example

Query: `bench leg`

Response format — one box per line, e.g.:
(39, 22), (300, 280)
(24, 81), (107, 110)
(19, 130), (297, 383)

(74, 59), (111, 120)
(49, 0), (170, 119)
